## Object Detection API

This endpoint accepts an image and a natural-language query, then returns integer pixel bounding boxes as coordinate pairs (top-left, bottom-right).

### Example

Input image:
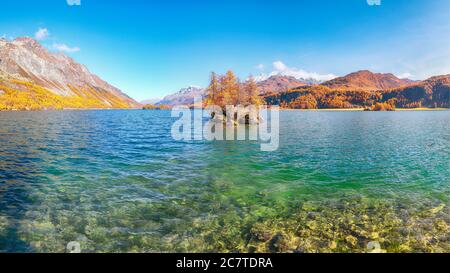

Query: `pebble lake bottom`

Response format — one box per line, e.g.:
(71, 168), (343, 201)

(0, 110), (448, 253)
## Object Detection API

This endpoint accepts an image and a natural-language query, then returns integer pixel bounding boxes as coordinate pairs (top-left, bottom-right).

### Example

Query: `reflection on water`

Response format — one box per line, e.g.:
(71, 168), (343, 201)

(0, 110), (449, 253)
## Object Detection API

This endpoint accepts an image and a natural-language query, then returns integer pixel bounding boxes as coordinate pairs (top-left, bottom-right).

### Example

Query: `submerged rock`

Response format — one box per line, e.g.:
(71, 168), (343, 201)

(210, 109), (264, 125)
(367, 241), (386, 253)
(237, 115), (263, 125)
(268, 233), (290, 253)
(345, 235), (358, 247)
(250, 223), (273, 242)
(429, 204), (446, 215)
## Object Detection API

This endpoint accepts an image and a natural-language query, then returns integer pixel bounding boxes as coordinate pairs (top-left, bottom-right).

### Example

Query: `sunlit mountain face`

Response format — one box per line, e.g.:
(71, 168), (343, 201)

(0, 37), (139, 110)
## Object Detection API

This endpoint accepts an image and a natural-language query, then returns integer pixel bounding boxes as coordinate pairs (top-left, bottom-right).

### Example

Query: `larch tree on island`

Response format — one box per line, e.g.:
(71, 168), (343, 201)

(244, 75), (263, 106)
(204, 70), (264, 125)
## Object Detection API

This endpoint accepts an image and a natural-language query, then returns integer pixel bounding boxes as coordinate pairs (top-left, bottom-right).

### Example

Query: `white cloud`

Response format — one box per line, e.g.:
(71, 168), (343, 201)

(53, 43), (80, 53)
(273, 61), (287, 71)
(35, 28), (49, 40)
(395, 72), (413, 79)
(255, 64), (265, 70)
(256, 61), (337, 82)
(67, 0), (81, 6)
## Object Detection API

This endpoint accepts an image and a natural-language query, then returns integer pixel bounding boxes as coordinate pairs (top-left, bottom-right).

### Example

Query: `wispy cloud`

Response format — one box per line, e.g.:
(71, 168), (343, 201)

(255, 64), (265, 70)
(395, 72), (413, 79)
(35, 28), (49, 40)
(256, 61), (337, 82)
(53, 43), (80, 53)
(66, 0), (81, 6)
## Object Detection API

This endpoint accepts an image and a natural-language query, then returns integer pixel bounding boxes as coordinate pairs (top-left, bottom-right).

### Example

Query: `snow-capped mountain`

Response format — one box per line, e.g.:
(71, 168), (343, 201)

(156, 86), (205, 106)
(255, 72), (330, 86)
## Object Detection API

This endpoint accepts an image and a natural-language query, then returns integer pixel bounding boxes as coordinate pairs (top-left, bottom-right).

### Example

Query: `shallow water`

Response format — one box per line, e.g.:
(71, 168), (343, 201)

(0, 110), (449, 253)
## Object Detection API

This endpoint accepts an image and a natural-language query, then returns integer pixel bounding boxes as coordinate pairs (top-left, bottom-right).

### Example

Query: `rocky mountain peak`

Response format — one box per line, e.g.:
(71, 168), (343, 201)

(256, 74), (308, 95)
(322, 70), (414, 91)
(0, 37), (139, 109)
(13, 36), (41, 45)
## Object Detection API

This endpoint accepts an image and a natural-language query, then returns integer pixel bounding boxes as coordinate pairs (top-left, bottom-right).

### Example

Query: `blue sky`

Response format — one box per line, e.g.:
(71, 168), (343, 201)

(1, 0), (449, 101)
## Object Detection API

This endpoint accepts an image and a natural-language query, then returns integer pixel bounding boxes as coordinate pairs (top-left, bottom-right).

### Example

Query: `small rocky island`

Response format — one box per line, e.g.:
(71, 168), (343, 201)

(142, 104), (170, 110)
(365, 101), (396, 111)
(204, 71), (264, 125)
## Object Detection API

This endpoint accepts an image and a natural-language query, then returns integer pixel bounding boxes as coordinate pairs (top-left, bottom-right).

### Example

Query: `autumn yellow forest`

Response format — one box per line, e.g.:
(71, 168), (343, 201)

(204, 71), (263, 108)
(0, 78), (132, 111)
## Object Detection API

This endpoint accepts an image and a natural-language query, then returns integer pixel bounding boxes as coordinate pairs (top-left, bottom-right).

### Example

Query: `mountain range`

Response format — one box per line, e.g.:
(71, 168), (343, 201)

(148, 75), (311, 107)
(256, 75), (308, 95)
(321, 70), (416, 91)
(266, 71), (449, 109)
(0, 37), (139, 110)
(0, 37), (448, 111)
(150, 70), (449, 109)
(155, 86), (205, 107)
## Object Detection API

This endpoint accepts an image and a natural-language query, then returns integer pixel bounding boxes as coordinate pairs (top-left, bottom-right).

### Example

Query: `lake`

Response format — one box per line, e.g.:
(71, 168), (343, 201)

(0, 110), (448, 253)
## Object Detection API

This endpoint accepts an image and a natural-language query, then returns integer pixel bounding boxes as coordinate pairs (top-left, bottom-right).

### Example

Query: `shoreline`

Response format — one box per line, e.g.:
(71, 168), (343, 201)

(0, 107), (449, 112)
(395, 108), (449, 111)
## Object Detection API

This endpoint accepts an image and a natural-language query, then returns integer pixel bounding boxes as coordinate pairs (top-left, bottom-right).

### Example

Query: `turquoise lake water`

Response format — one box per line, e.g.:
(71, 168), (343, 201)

(0, 110), (448, 253)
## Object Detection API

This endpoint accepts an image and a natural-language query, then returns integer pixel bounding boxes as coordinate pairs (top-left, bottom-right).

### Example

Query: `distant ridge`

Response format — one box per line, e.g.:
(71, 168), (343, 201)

(140, 98), (162, 105)
(266, 71), (450, 109)
(140, 70), (449, 110)
(156, 86), (205, 107)
(382, 74), (450, 108)
(256, 75), (308, 95)
(322, 70), (415, 91)
(147, 75), (309, 107)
